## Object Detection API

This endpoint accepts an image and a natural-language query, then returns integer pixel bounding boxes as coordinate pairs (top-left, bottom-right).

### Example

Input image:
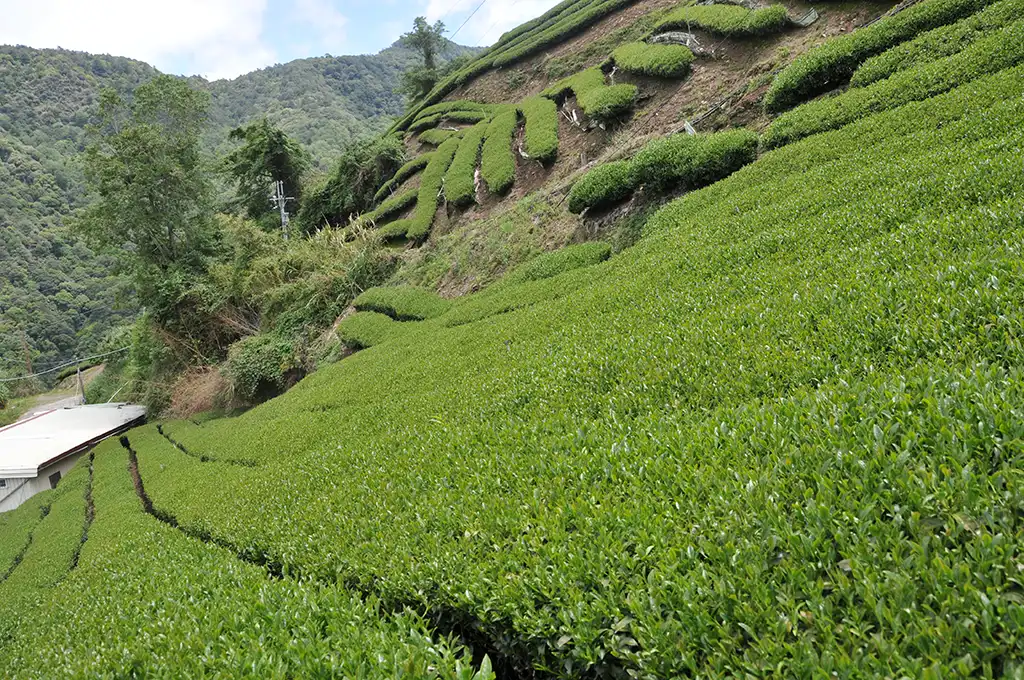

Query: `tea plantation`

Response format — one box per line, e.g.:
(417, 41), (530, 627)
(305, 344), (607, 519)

(2, 0), (1024, 676)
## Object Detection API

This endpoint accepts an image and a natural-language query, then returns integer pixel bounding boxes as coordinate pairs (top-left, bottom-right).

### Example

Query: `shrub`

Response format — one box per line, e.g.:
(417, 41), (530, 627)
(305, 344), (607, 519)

(633, 127), (759, 192)
(545, 68), (638, 123)
(373, 154), (433, 204)
(406, 135), (462, 241)
(567, 161), (639, 213)
(612, 42), (694, 78)
(355, 189), (418, 229)
(0, 382), (9, 409)
(504, 241), (613, 284)
(410, 111), (490, 133)
(480, 108), (519, 195)
(444, 121), (489, 207)
(656, 4), (789, 36)
(410, 101), (495, 128)
(223, 333), (300, 402)
(336, 312), (404, 350)
(353, 286), (453, 320)
(418, 127), (463, 147)
(761, 20), (1024, 149)
(850, 0), (1024, 87)
(764, 0), (993, 112)
(520, 96), (560, 163)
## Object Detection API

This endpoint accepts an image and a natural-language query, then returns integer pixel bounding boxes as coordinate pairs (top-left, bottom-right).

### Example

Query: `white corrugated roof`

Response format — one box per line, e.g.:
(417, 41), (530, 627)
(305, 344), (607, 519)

(0, 404), (146, 477)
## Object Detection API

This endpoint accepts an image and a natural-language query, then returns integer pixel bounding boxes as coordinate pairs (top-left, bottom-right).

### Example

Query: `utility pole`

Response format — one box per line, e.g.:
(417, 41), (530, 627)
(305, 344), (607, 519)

(19, 329), (32, 377)
(77, 364), (87, 405)
(270, 180), (294, 241)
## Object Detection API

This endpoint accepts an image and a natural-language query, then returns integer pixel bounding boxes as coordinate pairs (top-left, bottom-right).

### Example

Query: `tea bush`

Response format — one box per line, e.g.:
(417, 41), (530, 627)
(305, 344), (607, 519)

(612, 41), (694, 78)
(762, 24), (1024, 149)
(418, 128), (464, 147)
(410, 110), (490, 133)
(850, 0), (1023, 86)
(0, 438), (493, 678)
(398, 135), (462, 241)
(764, 0), (993, 111)
(520, 96), (560, 163)
(656, 4), (789, 36)
(480, 109), (519, 195)
(358, 188), (418, 228)
(337, 312), (405, 350)
(354, 286), (453, 321)
(567, 160), (639, 213)
(503, 241), (613, 284)
(444, 121), (489, 208)
(373, 153), (433, 204)
(0, 492), (54, 578)
(545, 67), (638, 123)
(634, 127), (758, 191)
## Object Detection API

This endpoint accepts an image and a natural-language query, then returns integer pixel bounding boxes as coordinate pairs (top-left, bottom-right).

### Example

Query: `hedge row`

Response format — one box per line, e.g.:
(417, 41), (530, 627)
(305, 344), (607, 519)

(545, 67), (638, 123)
(611, 41), (695, 78)
(850, 0), (1023, 86)
(418, 127), (463, 147)
(0, 437), (493, 677)
(337, 311), (405, 350)
(656, 4), (789, 36)
(353, 286), (453, 321)
(373, 153), (433, 204)
(97, 68), (1024, 677)
(0, 492), (55, 579)
(762, 21), (1024, 149)
(520, 96), (560, 163)
(444, 121), (489, 207)
(410, 101), (495, 128)
(390, 0), (643, 133)
(359, 188), (418, 228)
(410, 110), (490, 134)
(567, 161), (638, 213)
(380, 135), (462, 241)
(503, 241), (613, 285)
(480, 108), (519, 195)
(764, 0), (993, 111)
(568, 128), (758, 213)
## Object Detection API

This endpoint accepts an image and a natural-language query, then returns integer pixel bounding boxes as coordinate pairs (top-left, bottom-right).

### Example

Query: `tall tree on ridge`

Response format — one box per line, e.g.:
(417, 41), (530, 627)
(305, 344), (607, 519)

(222, 118), (310, 225)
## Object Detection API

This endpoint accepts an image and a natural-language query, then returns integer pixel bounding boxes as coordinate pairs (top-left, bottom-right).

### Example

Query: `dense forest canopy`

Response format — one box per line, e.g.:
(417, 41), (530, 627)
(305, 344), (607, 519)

(0, 40), (477, 380)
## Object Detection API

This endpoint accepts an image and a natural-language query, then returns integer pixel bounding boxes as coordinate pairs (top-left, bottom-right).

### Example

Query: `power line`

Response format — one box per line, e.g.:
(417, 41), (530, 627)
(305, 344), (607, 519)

(476, 0), (521, 45)
(450, 0), (490, 42)
(0, 347), (131, 383)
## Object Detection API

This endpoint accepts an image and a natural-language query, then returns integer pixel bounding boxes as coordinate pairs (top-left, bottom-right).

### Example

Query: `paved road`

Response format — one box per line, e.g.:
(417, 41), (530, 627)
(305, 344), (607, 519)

(20, 394), (84, 420)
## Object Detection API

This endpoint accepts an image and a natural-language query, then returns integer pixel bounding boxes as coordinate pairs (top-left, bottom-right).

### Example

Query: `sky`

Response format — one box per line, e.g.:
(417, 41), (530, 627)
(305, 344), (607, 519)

(0, 0), (563, 81)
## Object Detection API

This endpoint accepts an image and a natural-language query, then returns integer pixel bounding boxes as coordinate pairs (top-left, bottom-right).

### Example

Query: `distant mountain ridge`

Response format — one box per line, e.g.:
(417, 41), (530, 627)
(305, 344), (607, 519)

(0, 40), (477, 377)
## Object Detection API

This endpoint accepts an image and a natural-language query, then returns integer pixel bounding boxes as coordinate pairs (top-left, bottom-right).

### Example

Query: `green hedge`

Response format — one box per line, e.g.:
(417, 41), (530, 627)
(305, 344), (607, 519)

(545, 67), (638, 123)
(358, 188), (418, 228)
(520, 96), (560, 163)
(568, 129), (758, 213)
(762, 20), (1024, 149)
(634, 127), (759, 191)
(444, 121), (489, 208)
(851, 0), (1024, 86)
(567, 161), (639, 213)
(353, 286), (453, 321)
(657, 4), (789, 36)
(764, 0), (993, 112)
(410, 101), (495, 128)
(480, 108), (519, 195)
(336, 312), (404, 350)
(418, 127), (463, 147)
(373, 154), (433, 205)
(612, 41), (694, 78)
(504, 241), (613, 284)
(403, 135), (462, 241)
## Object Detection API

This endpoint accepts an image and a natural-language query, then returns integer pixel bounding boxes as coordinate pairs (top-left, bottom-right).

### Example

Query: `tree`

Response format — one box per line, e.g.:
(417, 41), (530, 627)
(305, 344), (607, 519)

(222, 118), (310, 225)
(399, 17), (447, 103)
(79, 75), (214, 275)
(404, 17), (446, 71)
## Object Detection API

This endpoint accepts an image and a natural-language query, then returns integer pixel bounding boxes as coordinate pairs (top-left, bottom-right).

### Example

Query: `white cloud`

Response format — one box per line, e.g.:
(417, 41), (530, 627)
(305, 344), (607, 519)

(0, 0), (275, 80)
(293, 0), (349, 53)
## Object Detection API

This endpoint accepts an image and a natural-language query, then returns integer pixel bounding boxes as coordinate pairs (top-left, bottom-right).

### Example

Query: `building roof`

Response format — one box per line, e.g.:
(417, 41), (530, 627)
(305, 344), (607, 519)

(0, 404), (147, 478)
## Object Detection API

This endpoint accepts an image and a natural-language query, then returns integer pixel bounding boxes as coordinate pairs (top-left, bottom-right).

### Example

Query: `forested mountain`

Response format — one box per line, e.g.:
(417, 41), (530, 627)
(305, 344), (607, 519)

(0, 40), (475, 379)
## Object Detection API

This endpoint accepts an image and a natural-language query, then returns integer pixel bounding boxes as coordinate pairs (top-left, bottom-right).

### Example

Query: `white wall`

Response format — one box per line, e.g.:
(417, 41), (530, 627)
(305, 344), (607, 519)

(0, 451), (88, 513)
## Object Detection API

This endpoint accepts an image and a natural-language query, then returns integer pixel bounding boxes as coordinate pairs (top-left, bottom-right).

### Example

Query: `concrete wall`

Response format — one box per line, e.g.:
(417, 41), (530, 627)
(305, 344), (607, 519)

(0, 451), (88, 513)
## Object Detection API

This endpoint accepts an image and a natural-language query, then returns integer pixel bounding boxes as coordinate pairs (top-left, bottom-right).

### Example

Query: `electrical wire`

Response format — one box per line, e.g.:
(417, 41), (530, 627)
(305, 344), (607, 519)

(0, 347), (131, 383)
(449, 0), (490, 42)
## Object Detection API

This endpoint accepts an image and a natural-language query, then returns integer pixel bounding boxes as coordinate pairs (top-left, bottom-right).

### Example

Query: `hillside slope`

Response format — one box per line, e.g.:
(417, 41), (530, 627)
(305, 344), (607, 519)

(0, 41), (473, 378)
(2, 0), (1023, 677)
